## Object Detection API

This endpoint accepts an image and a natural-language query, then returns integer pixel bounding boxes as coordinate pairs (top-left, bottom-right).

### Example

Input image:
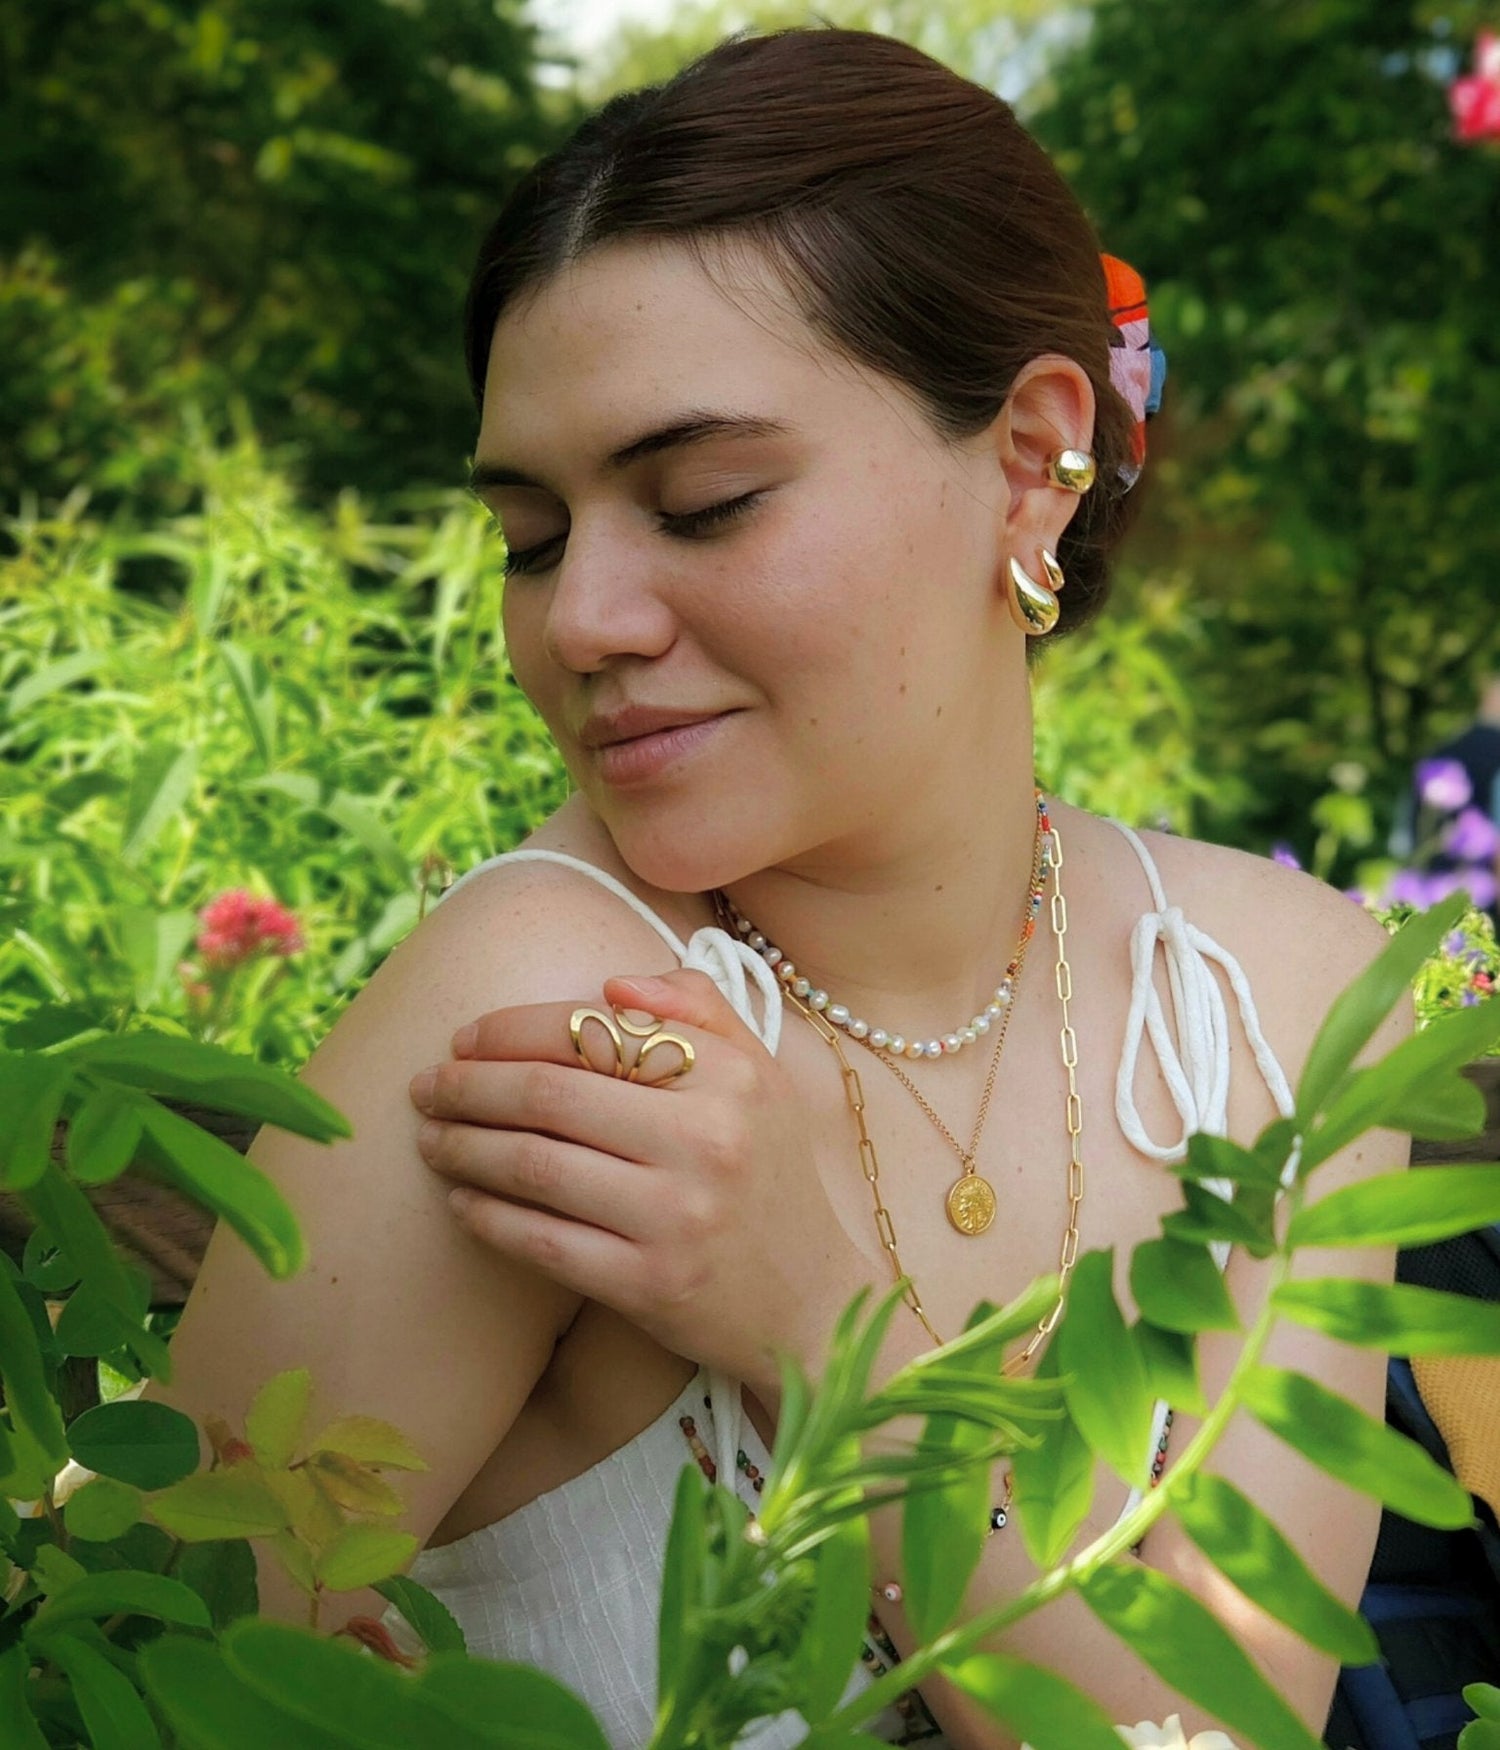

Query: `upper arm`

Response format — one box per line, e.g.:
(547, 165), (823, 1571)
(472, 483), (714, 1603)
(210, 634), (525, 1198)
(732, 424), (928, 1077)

(1136, 868), (1415, 1733)
(138, 859), (689, 1627)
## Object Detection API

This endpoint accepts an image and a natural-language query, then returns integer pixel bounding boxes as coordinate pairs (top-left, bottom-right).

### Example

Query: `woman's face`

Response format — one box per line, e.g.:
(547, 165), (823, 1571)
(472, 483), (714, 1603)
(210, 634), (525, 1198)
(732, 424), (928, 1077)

(473, 238), (1023, 893)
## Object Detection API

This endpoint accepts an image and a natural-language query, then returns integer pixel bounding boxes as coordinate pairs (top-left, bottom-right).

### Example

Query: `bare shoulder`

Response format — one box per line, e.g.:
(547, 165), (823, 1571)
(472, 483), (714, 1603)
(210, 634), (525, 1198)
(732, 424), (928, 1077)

(143, 796), (696, 1628)
(1126, 819), (1416, 1089)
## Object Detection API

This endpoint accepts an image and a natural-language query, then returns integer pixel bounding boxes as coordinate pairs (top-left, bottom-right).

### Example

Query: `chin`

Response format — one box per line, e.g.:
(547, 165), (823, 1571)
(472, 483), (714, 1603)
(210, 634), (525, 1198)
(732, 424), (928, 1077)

(595, 788), (774, 899)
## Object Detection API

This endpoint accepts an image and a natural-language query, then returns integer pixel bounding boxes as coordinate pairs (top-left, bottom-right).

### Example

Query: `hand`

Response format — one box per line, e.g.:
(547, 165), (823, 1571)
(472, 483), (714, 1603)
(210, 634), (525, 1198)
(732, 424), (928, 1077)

(408, 969), (875, 1396)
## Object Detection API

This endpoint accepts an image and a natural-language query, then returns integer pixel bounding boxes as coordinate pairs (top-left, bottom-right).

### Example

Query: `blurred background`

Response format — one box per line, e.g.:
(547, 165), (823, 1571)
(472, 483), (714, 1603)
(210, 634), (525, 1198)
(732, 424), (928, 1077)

(4, 0), (1500, 1058)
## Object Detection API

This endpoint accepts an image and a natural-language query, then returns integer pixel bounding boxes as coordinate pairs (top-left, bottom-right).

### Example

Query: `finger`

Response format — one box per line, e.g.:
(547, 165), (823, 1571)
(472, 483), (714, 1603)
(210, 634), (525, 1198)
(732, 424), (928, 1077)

(421, 1120), (654, 1237)
(414, 1057), (687, 1164)
(451, 967), (760, 1075)
(446, 1184), (645, 1308)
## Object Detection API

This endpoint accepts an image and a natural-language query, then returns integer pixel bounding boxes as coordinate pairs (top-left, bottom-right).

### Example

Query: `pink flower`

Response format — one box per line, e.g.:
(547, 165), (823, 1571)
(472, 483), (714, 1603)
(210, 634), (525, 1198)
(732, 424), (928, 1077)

(1417, 757), (1473, 812)
(195, 888), (305, 970)
(1450, 31), (1500, 141)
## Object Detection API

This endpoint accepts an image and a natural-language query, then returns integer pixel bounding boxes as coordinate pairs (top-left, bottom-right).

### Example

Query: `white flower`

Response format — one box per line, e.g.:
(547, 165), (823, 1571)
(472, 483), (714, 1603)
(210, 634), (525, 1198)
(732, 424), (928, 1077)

(1023, 1719), (1238, 1750)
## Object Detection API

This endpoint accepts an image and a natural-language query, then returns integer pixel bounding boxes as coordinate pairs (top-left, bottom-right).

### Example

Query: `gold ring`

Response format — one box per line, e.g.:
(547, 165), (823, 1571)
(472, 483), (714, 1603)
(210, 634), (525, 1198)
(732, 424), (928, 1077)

(568, 1005), (695, 1085)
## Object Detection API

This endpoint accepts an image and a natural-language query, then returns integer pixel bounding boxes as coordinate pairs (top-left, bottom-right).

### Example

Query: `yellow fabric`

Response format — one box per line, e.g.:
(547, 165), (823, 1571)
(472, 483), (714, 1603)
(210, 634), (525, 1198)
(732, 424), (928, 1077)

(1411, 1351), (1500, 1519)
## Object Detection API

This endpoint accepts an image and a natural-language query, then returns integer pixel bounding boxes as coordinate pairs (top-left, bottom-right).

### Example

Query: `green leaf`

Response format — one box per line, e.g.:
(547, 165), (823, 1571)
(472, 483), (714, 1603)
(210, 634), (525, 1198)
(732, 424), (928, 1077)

(1460, 1722), (1500, 1750)
(36, 1630), (165, 1749)
(218, 1619), (471, 1748)
(68, 1399), (201, 1490)
(946, 1651), (1127, 1750)
(133, 1101), (306, 1279)
(27, 1569), (211, 1634)
(0, 1643), (48, 1747)
(656, 1462), (706, 1713)
(118, 908), (199, 1014)
(416, 1649), (612, 1749)
(0, 1052), (74, 1191)
(218, 641), (278, 768)
(146, 1468), (291, 1541)
(1173, 1130), (1284, 1189)
(1133, 1320), (1208, 1418)
(246, 1367), (312, 1469)
(64, 1475), (143, 1541)
(1172, 1473), (1378, 1663)
(1130, 1236), (1240, 1334)
(305, 1414), (428, 1471)
(313, 1523), (418, 1589)
(1240, 1364), (1475, 1529)
(68, 1033), (351, 1142)
(0, 1265), (68, 1468)
(794, 1490), (870, 1722)
(1057, 1249), (1155, 1489)
(1273, 1278), (1500, 1356)
(1289, 1165), (1500, 1250)
(900, 1303), (1004, 1640)
(1378, 1073), (1488, 1141)
(322, 791), (410, 885)
(1466, 1682), (1500, 1721)
(373, 1573), (467, 1655)
(65, 1087), (147, 1185)
(123, 740), (199, 864)
(1162, 1180), (1277, 1258)
(1009, 1332), (1096, 1569)
(139, 1634), (356, 1749)
(172, 1538), (261, 1631)
(20, 1166), (170, 1377)
(1303, 996), (1500, 1173)
(1297, 891), (1465, 1122)
(1080, 1560), (1324, 1750)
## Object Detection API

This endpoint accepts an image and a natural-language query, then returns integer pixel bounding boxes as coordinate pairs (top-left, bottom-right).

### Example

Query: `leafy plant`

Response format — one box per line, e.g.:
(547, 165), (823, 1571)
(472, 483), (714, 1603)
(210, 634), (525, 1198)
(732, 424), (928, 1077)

(4, 890), (1500, 1745)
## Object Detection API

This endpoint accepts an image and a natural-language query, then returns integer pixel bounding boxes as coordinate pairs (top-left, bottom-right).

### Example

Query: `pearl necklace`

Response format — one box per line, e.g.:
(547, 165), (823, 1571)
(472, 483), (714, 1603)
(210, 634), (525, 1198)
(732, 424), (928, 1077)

(715, 789), (1052, 1063)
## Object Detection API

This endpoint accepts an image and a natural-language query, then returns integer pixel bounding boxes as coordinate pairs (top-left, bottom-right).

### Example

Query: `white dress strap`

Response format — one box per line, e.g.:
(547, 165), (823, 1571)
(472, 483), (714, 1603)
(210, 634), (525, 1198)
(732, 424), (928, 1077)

(1104, 819), (1297, 1164)
(437, 848), (784, 1058)
(1101, 817), (1302, 1528)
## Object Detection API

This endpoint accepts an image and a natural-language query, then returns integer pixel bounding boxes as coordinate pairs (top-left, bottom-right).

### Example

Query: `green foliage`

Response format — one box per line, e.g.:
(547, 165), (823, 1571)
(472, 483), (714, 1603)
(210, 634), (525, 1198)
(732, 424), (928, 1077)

(1030, 0), (1500, 875)
(0, 439), (568, 1060)
(0, 0), (584, 520)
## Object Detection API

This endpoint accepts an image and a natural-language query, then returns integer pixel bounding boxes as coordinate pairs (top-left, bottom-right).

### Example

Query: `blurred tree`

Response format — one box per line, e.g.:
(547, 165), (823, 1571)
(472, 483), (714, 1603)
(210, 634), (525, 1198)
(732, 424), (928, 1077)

(0, 0), (586, 517)
(1028, 0), (1500, 871)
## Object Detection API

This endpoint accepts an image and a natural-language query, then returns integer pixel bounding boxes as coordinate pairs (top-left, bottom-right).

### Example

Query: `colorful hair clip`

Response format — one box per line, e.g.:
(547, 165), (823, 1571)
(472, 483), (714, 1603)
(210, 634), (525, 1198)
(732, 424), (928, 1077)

(1101, 252), (1167, 490)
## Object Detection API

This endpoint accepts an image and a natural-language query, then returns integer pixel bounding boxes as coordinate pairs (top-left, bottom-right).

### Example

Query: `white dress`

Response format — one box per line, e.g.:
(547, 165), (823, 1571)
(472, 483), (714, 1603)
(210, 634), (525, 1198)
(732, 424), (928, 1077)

(379, 818), (1298, 1746)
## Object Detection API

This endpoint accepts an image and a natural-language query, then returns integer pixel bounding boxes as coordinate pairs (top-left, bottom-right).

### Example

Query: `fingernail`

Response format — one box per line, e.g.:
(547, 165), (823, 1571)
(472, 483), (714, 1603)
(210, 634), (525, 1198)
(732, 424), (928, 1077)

(410, 1069), (437, 1109)
(417, 1119), (442, 1154)
(612, 977), (663, 1000)
(452, 1023), (478, 1057)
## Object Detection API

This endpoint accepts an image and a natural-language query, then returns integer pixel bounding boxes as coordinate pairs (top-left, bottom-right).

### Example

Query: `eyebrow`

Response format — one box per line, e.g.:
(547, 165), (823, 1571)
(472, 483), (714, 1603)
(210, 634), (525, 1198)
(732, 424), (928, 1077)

(467, 410), (797, 495)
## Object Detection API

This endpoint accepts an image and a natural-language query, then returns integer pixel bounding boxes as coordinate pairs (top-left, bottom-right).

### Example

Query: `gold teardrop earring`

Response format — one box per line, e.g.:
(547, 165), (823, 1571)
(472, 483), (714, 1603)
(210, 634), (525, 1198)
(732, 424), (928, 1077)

(1006, 548), (1066, 636)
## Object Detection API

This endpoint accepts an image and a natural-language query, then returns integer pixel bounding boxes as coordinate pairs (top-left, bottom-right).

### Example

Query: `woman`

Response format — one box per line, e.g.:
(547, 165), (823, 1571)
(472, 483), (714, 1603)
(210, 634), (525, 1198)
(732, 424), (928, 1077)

(147, 26), (1411, 1748)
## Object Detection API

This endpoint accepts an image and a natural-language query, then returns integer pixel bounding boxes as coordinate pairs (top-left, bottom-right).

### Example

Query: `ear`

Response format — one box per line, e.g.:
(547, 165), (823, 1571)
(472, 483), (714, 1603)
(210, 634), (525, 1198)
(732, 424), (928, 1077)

(992, 353), (1097, 563)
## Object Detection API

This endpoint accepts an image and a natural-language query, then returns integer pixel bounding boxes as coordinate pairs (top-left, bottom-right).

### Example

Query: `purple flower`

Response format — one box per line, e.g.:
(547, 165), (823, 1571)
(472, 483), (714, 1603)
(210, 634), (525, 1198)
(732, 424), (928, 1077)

(1345, 887), (1369, 905)
(1270, 842), (1302, 870)
(1417, 758), (1473, 812)
(1387, 868), (1439, 907)
(1444, 928), (1469, 956)
(1426, 867), (1498, 911)
(1462, 989), (1482, 1006)
(1444, 806), (1500, 863)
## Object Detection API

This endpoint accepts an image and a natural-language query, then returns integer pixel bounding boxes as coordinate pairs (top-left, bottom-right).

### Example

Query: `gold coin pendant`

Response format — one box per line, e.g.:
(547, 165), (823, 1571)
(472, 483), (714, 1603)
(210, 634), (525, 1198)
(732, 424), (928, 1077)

(945, 1173), (997, 1236)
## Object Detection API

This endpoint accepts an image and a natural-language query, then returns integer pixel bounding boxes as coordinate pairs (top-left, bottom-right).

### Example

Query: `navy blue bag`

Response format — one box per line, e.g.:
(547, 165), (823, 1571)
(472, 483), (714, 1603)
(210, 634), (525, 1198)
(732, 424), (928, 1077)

(1323, 1224), (1500, 1750)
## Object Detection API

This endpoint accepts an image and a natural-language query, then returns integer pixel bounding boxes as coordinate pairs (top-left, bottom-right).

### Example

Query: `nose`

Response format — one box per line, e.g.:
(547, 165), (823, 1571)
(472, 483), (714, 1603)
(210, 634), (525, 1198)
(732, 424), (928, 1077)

(539, 520), (678, 674)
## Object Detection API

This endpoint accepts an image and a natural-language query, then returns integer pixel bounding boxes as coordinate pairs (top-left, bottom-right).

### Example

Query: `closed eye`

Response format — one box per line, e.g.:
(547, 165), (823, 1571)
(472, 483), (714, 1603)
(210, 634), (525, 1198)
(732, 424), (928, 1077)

(499, 491), (767, 579)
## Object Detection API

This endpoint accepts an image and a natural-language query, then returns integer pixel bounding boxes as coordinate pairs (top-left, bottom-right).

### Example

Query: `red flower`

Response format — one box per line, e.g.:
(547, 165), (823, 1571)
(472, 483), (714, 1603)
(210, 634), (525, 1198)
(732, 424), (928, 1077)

(1450, 30), (1500, 141)
(1475, 971), (1494, 992)
(195, 889), (305, 970)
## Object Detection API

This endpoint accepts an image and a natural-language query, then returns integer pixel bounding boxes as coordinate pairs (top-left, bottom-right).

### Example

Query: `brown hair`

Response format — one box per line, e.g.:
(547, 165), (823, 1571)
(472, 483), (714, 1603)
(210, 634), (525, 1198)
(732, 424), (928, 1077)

(462, 24), (1144, 647)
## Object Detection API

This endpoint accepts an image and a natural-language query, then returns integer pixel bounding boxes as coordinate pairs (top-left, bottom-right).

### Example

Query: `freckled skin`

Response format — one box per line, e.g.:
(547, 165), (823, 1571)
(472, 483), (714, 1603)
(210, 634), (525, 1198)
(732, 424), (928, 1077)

(473, 235), (1096, 1027)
